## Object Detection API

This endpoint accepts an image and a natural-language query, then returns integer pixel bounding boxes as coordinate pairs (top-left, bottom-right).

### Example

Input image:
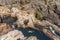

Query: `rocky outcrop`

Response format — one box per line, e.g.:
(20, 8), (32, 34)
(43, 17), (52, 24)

(0, 0), (60, 40)
(0, 6), (10, 16)
(0, 23), (13, 35)
(1, 30), (25, 40)
(0, 30), (38, 40)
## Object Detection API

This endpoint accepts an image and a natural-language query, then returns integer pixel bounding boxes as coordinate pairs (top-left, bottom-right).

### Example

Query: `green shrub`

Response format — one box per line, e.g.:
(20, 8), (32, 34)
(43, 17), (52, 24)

(36, 11), (43, 20)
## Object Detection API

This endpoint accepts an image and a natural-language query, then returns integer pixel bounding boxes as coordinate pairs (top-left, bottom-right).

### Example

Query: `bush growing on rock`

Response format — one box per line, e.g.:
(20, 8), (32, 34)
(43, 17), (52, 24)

(36, 11), (43, 20)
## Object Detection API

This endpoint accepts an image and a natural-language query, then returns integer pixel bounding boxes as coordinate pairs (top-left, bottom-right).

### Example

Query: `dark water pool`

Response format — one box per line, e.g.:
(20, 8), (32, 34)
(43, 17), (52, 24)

(15, 27), (51, 40)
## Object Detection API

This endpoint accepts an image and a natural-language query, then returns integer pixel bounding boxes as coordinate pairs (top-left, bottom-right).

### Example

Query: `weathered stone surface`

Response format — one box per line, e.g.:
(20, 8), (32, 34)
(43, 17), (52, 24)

(0, 30), (25, 40)
(0, 0), (60, 27)
(27, 36), (38, 40)
(11, 7), (36, 28)
(0, 0), (60, 40)
(0, 6), (10, 16)
(0, 23), (13, 35)
(0, 30), (38, 40)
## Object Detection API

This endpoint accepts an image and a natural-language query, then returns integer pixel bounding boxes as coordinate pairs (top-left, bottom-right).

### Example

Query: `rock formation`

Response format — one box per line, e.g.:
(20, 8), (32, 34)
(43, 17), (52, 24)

(0, 30), (38, 40)
(0, 23), (13, 35)
(0, 0), (60, 40)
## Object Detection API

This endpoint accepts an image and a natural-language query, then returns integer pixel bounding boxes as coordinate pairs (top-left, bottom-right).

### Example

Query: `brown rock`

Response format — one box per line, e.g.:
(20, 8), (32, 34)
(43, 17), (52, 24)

(1, 30), (25, 40)
(0, 23), (13, 35)
(0, 6), (11, 16)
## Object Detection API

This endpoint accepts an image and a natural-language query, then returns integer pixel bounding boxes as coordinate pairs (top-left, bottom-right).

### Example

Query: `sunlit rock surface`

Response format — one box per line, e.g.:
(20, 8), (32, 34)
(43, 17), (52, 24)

(0, 6), (10, 17)
(0, 0), (60, 40)
(11, 7), (36, 28)
(0, 30), (38, 40)
(0, 23), (13, 35)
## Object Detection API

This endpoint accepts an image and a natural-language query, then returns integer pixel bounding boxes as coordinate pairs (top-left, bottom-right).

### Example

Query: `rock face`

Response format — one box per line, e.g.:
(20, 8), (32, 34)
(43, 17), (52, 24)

(0, 6), (10, 16)
(1, 30), (25, 40)
(0, 23), (13, 35)
(1, 30), (38, 40)
(0, 0), (60, 28)
(0, 0), (60, 40)
(9, 0), (60, 28)
(11, 7), (36, 28)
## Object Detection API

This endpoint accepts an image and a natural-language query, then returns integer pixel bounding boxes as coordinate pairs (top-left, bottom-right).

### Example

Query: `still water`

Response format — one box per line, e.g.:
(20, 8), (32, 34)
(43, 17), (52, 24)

(15, 27), (51, 40)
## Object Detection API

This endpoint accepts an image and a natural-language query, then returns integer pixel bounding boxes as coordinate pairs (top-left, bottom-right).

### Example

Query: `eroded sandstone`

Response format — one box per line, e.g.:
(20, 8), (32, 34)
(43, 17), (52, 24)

(0, 0), (60, 40)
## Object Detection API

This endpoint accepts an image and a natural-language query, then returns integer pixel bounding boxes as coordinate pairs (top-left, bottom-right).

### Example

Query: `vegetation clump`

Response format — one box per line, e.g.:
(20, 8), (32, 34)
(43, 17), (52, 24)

(36, 11), (43, 20)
